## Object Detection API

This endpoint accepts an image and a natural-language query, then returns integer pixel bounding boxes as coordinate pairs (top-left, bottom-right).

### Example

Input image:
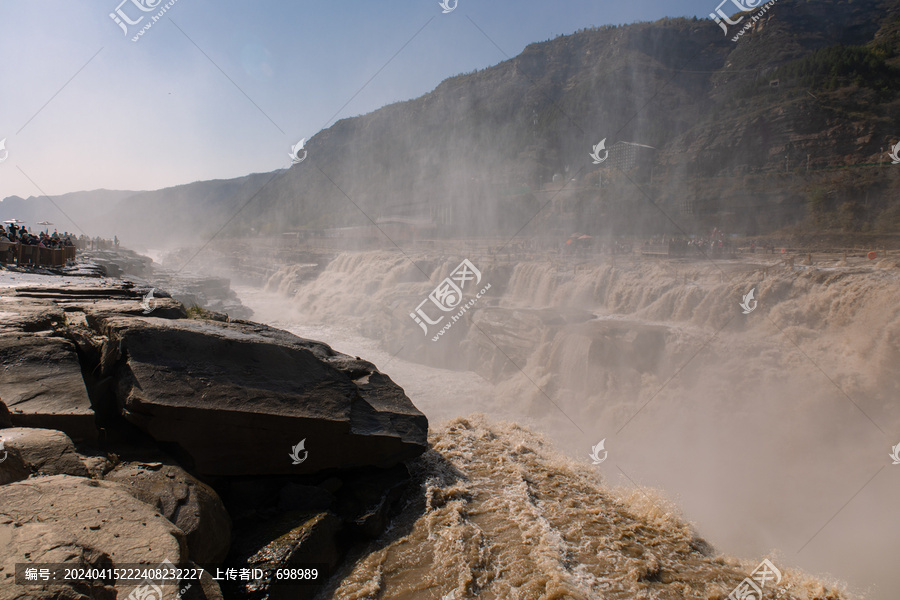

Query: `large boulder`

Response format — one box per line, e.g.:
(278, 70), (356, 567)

(105, 462), (232, 564)
(87, 314), (427, 476)
(0, 475), (189, 599)
(0, 521), (118, 600)
(0, 427), (90, 479)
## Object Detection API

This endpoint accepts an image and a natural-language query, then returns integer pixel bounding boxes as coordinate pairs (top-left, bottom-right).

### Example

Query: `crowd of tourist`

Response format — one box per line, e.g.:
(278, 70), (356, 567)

(76, 234), (119, 250)
(0, 223), (119, 250)
(1, 223), (76, 249)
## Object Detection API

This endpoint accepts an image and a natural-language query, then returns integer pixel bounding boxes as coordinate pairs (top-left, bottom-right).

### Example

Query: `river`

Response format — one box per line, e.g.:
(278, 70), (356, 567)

(233, 250), (900, 599)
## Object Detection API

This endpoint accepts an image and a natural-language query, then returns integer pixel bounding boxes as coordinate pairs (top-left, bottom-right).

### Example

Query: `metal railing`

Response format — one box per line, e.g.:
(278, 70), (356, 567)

(0, 242), (76, 267)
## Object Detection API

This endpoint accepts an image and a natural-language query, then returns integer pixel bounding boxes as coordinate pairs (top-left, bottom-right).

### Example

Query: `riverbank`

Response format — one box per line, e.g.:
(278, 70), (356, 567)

(0, 262), (428, 600)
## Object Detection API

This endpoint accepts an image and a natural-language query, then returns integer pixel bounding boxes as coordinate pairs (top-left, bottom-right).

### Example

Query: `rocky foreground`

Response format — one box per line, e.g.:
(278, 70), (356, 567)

(0, 270), (428, 600)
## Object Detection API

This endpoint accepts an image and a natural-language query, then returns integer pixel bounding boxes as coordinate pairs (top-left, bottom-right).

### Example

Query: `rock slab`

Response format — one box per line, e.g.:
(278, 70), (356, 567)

(92, 315), (427, 476)
(0, 332), (96, 444)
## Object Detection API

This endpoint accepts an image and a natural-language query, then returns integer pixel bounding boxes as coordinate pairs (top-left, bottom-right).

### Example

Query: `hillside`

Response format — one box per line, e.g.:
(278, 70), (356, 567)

(238, 0), (900, 240)
(4, 0), (900, 246)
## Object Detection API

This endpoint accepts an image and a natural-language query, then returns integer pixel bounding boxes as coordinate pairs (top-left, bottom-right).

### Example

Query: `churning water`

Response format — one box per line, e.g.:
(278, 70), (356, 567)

(235, 250), (900, 599)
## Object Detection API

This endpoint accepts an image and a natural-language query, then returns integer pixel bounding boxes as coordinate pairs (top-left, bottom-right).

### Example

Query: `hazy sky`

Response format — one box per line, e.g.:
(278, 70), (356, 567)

(0, 0), (714, 200)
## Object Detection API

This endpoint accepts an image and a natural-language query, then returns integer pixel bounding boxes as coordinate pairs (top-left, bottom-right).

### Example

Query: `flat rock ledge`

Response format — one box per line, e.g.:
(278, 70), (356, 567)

(0, 281), (428, 476)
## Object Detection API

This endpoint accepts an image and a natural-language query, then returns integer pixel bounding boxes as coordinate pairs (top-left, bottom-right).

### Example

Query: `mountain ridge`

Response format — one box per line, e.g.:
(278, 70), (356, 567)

(4, 0), (899, 245)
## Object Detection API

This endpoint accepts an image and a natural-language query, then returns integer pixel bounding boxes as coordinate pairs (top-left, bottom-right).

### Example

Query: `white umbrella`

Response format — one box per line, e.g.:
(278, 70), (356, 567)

(36, 221), (52, 226)
(3, 219), (25, 225)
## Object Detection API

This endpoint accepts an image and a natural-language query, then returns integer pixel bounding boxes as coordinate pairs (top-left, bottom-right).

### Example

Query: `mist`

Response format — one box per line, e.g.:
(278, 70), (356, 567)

(195, 248), (894, 599)
(2, 1), (899, 598)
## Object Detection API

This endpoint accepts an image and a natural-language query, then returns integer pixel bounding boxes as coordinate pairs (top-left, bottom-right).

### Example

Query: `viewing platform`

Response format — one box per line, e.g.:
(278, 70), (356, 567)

(0, 242), (77, 268)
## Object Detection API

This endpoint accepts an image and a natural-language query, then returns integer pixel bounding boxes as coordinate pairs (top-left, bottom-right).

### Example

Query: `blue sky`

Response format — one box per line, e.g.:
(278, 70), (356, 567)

(0, 0), (714, 199)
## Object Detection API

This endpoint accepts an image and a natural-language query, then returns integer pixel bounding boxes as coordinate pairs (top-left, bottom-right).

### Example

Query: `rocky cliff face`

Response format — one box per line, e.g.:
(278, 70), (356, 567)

(0, 270), (428, 600)
(83, 248), (254, 320)
(0, 280), (427, 474)
(248, 0), (900, 237)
